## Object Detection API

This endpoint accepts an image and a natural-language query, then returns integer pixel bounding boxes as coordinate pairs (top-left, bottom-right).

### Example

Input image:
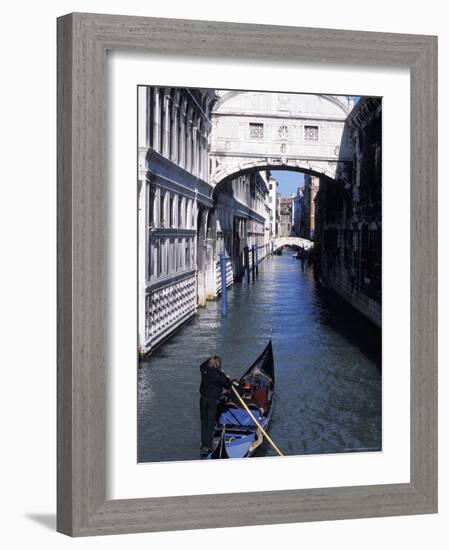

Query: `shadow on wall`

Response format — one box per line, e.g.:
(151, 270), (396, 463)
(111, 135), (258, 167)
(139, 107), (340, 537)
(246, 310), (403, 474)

(314, 97), (382, 328)
(25, 513), (56, 531)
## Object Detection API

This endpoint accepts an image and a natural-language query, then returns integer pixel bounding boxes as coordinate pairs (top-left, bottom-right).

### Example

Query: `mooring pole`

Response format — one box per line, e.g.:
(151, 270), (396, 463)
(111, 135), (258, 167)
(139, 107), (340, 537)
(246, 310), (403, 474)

(244, 246), (250, 286)
(219, 252), (228, 317)
(251, 245), (256, 281)
(255, 244), (259, 276)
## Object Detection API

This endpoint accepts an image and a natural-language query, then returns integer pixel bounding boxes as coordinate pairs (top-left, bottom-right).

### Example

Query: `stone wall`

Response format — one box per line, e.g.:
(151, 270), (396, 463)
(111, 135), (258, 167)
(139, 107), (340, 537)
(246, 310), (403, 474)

(314, 97), (382, 328)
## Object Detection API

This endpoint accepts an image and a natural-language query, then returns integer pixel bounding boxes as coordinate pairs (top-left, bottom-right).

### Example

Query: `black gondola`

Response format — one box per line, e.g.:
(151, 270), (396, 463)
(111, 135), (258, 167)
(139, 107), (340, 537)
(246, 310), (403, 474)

(207, 340), (275, 459)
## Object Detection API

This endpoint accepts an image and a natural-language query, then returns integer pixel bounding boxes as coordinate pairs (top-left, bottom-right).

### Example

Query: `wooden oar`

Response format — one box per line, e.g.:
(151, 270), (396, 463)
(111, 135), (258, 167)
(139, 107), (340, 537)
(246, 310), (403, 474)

(231, 386), (284, 457)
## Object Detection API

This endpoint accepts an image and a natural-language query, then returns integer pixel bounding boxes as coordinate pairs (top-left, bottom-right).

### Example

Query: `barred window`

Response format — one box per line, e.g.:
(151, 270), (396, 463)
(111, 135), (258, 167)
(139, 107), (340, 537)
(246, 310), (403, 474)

(149, 241), (157, 279)
(304, 125), (319, 142)
(249, 123), (264, 140)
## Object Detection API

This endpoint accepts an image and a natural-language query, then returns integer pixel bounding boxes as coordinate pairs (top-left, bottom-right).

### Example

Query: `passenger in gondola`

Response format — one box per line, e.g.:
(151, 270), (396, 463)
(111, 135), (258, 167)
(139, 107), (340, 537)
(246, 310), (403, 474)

(199, 355), (238, 456)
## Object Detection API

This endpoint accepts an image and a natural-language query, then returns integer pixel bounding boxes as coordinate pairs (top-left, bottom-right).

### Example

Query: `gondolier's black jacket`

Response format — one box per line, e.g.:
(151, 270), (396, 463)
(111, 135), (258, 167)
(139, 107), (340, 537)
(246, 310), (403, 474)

(199, 360), (232, 401)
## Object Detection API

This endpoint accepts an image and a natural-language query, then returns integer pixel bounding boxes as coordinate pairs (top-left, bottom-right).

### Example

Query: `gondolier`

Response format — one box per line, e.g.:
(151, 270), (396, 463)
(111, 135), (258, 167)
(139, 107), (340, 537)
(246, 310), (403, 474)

(207, 339), (279, 459)
(199, 355), (237, 456)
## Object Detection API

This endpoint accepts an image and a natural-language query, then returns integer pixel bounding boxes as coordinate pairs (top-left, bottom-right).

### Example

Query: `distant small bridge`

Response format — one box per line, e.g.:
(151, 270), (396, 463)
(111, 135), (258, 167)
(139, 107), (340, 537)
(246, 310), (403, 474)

(272, 237), (313, 251)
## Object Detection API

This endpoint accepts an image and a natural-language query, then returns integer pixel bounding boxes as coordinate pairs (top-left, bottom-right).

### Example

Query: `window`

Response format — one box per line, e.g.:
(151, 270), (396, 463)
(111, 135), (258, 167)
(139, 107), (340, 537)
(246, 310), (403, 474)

(190, 238), (195, 267)
(177, 111), (182, 165)
(185, 239), (190, 268)
(159, 191), (165, 227)
(178, 197), (183, 228)
(169, 238), (175, 272)
(175, 239), (180, 271)
(160, 238), (167, 275)
(186, 199), (192, 229)
(249, 122), (264, 140)
(148, 88), (154, 148)
(304, 125), (319, 142)
(148, 187), (155, 227)
(149, 241), (157, 279)
(181, 238), (186, 268)
(159, 92), (164, 153)
(169, 194), (174, 227)
(157, 238), (162, 276)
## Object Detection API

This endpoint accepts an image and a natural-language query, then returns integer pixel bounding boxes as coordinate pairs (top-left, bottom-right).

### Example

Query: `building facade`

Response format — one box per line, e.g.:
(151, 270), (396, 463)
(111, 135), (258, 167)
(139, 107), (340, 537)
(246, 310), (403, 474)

(314, 97), (382, 327)
(292, 186), (303, 236)
(279, 196), (293, 237)
(299, 174), (320, 240)
(206, 170), (270, 298)
(137, 86), (216, 354)
(267, 174), (280, 238)
(138, 87), (273, 354)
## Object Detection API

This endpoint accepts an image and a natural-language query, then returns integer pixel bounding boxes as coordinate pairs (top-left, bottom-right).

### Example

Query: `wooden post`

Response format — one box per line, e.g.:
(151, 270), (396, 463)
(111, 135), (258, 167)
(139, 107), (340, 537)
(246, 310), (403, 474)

(219, 252), (228, 317)
(251, 245), (255, 281)
(243, 246), (250, 285)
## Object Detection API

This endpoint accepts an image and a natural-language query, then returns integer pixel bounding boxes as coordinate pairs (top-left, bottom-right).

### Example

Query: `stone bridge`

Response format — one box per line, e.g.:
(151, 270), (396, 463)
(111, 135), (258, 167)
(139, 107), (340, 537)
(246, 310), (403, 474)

(272, 237), (313, 251)
(210, 91), (354, 188)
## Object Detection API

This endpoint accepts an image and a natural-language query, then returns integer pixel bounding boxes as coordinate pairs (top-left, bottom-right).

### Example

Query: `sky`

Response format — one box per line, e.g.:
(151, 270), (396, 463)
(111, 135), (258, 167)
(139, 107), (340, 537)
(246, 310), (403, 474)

(271, 171), (304, 197)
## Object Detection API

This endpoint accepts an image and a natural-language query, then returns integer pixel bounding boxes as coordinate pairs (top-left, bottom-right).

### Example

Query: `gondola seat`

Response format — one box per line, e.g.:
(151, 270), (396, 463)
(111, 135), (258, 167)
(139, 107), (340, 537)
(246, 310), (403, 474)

(252, 387), (269, 409)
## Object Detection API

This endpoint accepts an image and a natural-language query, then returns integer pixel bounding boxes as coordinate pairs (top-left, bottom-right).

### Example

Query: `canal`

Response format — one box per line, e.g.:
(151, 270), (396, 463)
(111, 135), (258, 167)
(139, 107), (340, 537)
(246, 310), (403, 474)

(138, 251), (382, 462)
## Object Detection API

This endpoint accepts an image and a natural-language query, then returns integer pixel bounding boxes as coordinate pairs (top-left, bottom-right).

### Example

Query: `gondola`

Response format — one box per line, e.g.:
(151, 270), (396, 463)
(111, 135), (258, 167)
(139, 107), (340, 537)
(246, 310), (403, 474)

(207, 340), (275, 459)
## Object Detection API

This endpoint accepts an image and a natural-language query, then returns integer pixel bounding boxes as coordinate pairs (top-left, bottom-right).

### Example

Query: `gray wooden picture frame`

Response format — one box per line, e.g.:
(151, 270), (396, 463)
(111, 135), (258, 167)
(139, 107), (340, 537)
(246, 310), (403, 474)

(57, 12), (438, 537)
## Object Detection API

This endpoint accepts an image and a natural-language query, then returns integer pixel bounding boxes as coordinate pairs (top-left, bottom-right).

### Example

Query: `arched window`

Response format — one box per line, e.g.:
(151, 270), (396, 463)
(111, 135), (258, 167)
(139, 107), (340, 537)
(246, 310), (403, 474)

(169, 194), (174, 227)
(159, 191), (164, 228)
(178, 196), (185, 228)
(149, 240), (157, 279)
(148, 87), (154, 148)
(185, 239), (190, 268)
(169, 90), (175, 161)
(148, 186), (155, 227)
(186, 199), (192, 229)
(191, 201), (196, 229)
(177, 100), (183, 165)
(184, 114), (190, 171)
(169, 238), (175, 272)
(159, 89), (164, 153)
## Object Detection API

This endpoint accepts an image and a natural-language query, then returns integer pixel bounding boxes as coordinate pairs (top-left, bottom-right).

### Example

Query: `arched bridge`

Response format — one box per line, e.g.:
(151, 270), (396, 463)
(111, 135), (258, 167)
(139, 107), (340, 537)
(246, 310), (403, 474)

(272, 237), (313, 251)
(210, 91), (354, 187)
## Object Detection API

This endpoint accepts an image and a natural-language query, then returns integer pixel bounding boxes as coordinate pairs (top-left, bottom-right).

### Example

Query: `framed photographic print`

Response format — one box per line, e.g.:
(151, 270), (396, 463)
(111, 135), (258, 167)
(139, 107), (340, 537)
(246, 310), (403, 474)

(57, 13), (437, 536)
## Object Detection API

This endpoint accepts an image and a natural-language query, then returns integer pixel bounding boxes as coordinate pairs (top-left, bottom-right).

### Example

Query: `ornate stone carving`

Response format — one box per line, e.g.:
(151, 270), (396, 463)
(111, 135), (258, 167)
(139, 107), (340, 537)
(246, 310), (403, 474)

(278, 124), (288, 140)
(146, 275), (196, 344)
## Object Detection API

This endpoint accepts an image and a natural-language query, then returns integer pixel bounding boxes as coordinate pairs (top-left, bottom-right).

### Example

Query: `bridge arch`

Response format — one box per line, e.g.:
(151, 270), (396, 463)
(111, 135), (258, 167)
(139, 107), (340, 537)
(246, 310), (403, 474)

(272, 237), (314, 251)
(210, 90), (354, 192)
(211, 160), (347, 197)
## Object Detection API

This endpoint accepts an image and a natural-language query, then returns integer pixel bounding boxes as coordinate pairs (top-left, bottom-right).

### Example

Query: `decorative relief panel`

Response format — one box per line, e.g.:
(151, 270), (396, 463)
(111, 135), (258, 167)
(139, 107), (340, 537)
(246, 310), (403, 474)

(145, 275), (196, 345)
(278, 124), (289, 140)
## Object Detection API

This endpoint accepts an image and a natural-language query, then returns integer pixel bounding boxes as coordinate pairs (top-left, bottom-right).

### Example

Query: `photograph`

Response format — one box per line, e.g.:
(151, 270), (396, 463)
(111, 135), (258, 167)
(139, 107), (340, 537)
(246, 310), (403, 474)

(137, 86), (382, 462)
